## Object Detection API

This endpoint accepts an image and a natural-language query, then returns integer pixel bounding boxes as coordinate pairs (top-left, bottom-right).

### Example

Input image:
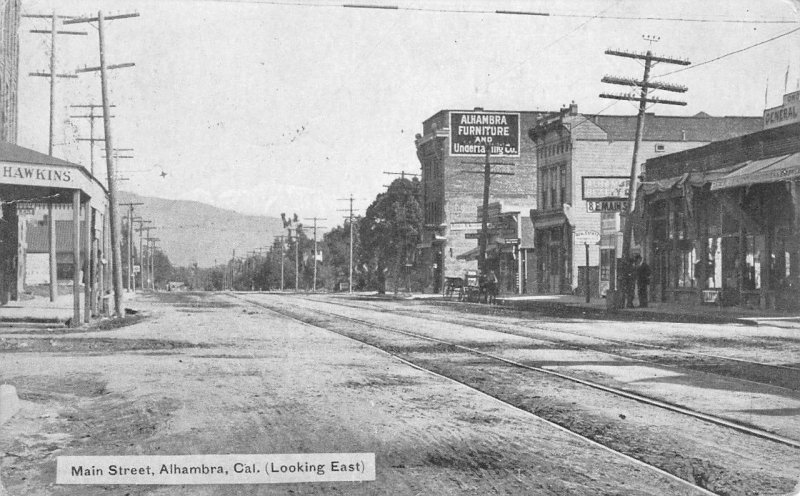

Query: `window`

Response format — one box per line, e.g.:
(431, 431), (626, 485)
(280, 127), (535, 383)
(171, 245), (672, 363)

(541, 169), (549, 209)
(559, 165), (566, 205)
(655, 143), (666, 153)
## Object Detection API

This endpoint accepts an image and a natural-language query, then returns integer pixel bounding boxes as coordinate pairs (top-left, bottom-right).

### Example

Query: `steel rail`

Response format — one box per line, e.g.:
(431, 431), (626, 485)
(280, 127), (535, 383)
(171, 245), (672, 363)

(229, 293), (719, 496)
(240, 293), (800, 451)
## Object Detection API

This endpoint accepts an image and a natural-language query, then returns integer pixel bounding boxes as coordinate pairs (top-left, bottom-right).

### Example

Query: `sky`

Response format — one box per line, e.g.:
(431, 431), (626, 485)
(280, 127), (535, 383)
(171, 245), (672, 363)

(16, 0), (800, 234)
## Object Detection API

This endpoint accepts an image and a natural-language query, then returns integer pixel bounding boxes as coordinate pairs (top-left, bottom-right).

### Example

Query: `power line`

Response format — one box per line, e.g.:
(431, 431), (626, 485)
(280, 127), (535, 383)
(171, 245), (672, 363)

(152, 0), (799, 24)
(657, 25), (800, 77)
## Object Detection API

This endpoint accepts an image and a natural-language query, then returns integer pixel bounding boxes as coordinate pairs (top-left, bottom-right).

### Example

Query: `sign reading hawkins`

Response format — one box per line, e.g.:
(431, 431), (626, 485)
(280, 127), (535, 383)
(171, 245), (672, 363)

(449, 111), (520, 157)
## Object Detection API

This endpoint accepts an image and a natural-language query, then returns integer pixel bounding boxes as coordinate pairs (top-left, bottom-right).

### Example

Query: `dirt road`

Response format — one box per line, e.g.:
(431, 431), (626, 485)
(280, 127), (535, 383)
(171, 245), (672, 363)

(0, 292), (796, 495)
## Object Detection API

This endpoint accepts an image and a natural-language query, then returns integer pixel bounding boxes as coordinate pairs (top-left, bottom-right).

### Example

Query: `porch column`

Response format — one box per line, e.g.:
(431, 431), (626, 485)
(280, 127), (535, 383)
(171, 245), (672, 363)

(49, 200), (57, 301)
(84, 203), (92, 323)
(72, 190), (81, 326)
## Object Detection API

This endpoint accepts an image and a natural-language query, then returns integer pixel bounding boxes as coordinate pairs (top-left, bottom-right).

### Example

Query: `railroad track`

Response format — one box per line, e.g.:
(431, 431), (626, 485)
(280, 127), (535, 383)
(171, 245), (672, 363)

(239, 293), (800, 450)
(295, 294), (800, 391)
(229, 292), (721, 496)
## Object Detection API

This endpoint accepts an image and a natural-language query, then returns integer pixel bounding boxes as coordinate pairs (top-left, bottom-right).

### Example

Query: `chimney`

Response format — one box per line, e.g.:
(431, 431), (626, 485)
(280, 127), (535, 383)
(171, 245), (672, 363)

(569, 101), (578, 115)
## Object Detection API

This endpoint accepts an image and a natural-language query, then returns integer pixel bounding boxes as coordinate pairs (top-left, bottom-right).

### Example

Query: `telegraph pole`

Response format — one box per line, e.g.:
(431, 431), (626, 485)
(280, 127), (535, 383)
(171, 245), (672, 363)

(67, 10), (138, 317)
(25, 11), (85, 156)
(337, 195), (360, 293)
(120, 202), (143, 291)
(134, 219), (151, 290)
(304, 217), (327, 291)
(600, 40), (689, 261)
(139, 226), (155, 290)
(147, 238), (160, 290)
(25, 11), (85, 303)
(71, 104), (115, 175)
(462, 145), (515, 273)
(275, 235), (286, 291)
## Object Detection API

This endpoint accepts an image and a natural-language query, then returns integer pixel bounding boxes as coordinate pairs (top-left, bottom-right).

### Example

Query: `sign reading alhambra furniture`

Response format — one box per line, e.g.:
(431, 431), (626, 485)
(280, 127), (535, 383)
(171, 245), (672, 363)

(449, 111), (520, 157)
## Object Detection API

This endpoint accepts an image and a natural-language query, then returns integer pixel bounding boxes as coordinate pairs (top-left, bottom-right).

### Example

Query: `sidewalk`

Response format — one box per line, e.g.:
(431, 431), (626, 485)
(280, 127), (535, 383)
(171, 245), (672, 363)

(395, 292), (800, 326)
(0, 290), (139, 324)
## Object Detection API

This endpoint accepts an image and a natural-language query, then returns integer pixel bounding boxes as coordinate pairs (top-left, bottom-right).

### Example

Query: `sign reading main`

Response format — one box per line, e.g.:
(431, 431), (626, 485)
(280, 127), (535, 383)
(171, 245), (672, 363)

(449, 111), (520, 157)
(582, 176), (630, 200)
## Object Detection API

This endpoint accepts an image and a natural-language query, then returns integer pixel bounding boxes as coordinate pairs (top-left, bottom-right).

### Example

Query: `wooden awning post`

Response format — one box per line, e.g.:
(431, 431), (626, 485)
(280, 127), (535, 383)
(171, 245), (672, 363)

(83, 203), (91, 323)
(72, 190), (81, 326)
(49, 200), (57, 301)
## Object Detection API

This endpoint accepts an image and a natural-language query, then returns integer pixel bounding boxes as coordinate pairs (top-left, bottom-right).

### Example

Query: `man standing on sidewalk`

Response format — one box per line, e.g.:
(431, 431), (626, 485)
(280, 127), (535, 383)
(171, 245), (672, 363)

(635, 255), (651, 308)
(619, 256), (635, 308)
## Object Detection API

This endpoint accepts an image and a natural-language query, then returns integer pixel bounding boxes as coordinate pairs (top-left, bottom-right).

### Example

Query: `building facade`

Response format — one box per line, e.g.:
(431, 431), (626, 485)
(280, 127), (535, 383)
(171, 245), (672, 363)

(456, 201), (535, 294)
(527, 102), (762, 296)
(0, 0), (20, 144)
(639, 115), (800, 310)
(415, 109), (550, 293)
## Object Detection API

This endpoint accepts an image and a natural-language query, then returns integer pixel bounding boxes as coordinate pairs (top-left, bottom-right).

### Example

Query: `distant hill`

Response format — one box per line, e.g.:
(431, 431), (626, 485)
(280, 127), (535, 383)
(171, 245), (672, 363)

(117, 191), (284, 268)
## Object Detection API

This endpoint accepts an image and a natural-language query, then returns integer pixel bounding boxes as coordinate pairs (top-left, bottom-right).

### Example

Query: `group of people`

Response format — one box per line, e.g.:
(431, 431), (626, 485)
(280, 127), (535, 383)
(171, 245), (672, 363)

(620, 254), (651, 308)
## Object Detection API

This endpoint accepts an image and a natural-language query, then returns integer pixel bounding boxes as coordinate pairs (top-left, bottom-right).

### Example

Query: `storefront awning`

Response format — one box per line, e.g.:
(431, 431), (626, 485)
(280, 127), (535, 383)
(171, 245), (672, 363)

(710, 153), (800, 190)
(456, 246), (480, 261)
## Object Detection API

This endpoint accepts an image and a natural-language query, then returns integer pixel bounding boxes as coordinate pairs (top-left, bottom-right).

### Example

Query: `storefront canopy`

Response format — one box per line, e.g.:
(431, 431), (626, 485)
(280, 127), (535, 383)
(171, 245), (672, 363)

(0, 141), (107, 206)
(710, 153), (800, 191)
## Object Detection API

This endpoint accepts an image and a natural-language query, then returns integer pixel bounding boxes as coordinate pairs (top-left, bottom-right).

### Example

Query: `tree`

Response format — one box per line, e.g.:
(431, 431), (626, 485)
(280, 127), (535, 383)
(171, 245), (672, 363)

(321, 219), (361, 291)
(150, 248), (174, 288)
(359, 178), (422, 294)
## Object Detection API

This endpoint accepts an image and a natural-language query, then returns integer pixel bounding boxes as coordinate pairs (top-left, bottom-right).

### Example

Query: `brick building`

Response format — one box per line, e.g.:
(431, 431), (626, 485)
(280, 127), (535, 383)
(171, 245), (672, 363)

(0, 0), (21, 144)
(415, 109), (551, 293)
(527, 102), (761, 296)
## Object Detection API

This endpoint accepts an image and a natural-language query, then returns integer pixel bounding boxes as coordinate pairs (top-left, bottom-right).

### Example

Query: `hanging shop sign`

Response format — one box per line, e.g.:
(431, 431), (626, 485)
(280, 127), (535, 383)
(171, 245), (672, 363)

(582, 176), (630, 200)
(449, 111), (520, 157)
(574, 230), (601, 244)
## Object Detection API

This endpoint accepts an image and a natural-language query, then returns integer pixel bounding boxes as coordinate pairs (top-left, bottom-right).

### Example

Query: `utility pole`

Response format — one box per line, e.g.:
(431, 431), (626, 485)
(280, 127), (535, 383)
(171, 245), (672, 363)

(382, 170), (420, 188)
(134, 219), (151, 290)
(148, 238), (160, 290)
(286, 228), (299, 291)
(25, 11), (85, 303)
(67, 10), (138, 317)
(337, 195), (360, 293)
(71, 104), (115, 175)
(25, 11), (84, 156)
(304, 217), (327, 291)
(138, 226), (155, 290)
(275, 235), (286, 291)
(462, 145), (515, 274)
(600, 40), (689, 261)
(120, 202), (143, 292)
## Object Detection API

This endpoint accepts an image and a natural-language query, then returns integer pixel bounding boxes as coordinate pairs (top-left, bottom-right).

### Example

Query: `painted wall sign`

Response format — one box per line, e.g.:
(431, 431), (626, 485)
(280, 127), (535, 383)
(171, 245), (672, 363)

(582, 176), (630, 200)
(449, 111), (520, 157)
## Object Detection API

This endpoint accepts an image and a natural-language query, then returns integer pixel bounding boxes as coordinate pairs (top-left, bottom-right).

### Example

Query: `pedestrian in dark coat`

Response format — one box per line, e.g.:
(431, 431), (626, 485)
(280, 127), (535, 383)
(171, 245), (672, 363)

(620, 256), (635, 308)
(635, 255), (651, 308)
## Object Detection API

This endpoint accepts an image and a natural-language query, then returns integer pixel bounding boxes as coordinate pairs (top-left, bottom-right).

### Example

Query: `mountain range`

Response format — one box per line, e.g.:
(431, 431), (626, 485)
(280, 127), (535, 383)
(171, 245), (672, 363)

(117, 191), (285, 268)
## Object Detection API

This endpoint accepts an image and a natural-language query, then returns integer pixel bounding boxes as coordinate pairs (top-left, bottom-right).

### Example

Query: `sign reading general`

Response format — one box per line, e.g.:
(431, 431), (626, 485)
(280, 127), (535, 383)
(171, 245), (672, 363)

(582, 176), (630, 200)
(449, 111), (520, 157)
(764, 90), (800, 130)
